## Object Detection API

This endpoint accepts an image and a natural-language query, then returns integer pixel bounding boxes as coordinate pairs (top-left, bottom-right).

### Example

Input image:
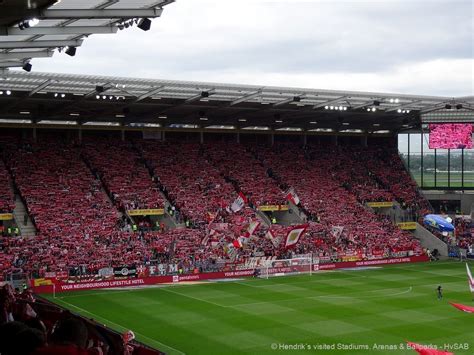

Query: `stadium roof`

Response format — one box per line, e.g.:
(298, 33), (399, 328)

(0, 71), (473, 132)
(0, 0), (173, 70)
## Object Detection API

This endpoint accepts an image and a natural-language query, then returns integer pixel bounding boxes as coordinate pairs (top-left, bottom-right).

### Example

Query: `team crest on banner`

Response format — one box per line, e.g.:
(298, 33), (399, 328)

(284, 225), (308, 248)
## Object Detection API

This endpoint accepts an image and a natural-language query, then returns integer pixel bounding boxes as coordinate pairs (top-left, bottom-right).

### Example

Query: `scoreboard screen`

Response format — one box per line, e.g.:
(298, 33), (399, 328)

(429, 124), (473, 149)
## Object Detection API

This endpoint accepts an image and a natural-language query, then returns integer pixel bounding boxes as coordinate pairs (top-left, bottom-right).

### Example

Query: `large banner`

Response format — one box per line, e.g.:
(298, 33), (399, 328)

(258, 205), (289, 212)
(127, 209), (164, 216)
(32, 269), (256, 294)
(397, 222), (417, 230)
(429, 123), (473, 149)
(31, 255), (429, 294)
(0, 213), (13, 220)
(317, 255), (428, 270)
(367, 202), (393, 208)
(113, 266), (137, 277)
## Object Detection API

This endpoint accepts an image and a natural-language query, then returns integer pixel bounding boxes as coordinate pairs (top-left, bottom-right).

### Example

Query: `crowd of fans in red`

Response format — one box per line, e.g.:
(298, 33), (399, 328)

(0, 160), (15, 213)
(204, 142), (287, 207)
(0, 138), (432, 280)
(254, 144), (423, 258)
(138, 141), (234, 224)
(82, 140), (165, 212)
(7, 142), (118, 238)
(454, 217), (474, 251)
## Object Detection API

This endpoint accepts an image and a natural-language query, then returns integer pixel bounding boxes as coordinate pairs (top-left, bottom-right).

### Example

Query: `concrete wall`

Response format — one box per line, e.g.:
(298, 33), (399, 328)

(414, 223), (448, 256)
(422, 190), (474, 215)
(272, 209), (305, 226)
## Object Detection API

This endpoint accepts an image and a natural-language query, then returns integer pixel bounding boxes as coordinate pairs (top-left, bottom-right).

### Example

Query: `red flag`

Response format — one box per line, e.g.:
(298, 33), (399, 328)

(406, 342), (453, 355)
(232, 239), (243, 248)
(284, 225), (308, 248)
(449, 302), (474, 313)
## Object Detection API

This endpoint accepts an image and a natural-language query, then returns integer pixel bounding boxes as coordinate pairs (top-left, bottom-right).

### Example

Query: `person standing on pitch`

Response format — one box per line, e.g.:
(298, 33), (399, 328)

(436, 285), (443, 300)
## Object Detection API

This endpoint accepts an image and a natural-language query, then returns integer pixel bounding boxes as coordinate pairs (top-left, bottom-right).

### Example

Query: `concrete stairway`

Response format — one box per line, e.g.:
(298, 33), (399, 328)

(163, 200), (185, 228)
(256, 209), (272, 227)
(414, 223), (448, 256)
(13, 197), (36, 236)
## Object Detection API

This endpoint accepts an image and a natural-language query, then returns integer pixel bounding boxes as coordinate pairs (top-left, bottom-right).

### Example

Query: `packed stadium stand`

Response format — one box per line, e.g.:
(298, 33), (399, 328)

(6, 141), (118, 239)
(82, 139), (166, 212)
(137, 141), (235, 225)
(254, 143), (423, 257)
(205, 142), (287, 207)
(0, 136), (433, 282)
(455, 217), (474, 250)
(0, 160), (15, 214)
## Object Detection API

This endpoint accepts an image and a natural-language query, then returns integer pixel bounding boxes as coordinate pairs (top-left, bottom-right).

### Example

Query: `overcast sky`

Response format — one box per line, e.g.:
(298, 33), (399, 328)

(27, 0), (474, 97)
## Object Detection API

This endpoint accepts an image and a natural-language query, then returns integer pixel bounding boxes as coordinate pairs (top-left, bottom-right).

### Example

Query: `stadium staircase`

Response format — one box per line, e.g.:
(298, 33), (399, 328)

(413, 223), (448, 256)
(12, 194), (36, 236)
(366, 201), (447, 255)
(267, 203), (307, 226)
(163, 200), (185, 228)
(288, 201), (308, 222)
(365, 201), (403, 222)
(256, 209), (272, 227)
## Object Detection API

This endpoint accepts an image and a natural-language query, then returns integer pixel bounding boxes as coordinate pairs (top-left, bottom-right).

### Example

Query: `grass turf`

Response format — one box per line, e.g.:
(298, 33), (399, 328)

(45, 261), (474, 354)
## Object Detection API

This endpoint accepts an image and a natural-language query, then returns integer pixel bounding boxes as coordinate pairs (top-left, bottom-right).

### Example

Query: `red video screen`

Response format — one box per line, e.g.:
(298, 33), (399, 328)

(429, 124), (473, 149)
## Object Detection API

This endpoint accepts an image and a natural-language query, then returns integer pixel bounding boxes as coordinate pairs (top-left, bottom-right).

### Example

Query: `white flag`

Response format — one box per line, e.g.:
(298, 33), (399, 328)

(466, 263), (474, 293)
(230, 192), (247, 213)
(265, 229), (280, 248)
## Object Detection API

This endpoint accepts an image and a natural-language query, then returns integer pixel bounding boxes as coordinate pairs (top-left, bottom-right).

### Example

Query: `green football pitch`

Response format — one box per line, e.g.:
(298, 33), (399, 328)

(45, 261), (474, 354)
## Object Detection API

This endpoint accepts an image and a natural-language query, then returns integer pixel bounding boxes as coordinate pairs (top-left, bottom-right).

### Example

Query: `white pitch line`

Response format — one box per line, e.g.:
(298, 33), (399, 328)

(225, 286), (414, 308)
(159, 287), (228, 308)
(233, 275), (365, 289)
(53, 298), (185, 355)
(310, 286), (413, 299)
(57, 290), (140, 299)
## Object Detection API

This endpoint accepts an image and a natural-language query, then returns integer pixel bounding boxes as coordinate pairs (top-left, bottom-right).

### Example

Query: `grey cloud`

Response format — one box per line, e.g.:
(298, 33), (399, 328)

(29, 0), (473, 96)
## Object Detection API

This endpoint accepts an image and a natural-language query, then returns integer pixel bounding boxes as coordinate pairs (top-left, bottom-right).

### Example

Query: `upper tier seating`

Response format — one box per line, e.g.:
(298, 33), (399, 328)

(0, 139), (425, 279)
(0, 160), (15, 213)
(7, 142), (118, 238)
(204, 142), (286, 207)
(255, 144), (422, 257)
(138, 141), (234, 224)
(82, 139), (165, 211)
